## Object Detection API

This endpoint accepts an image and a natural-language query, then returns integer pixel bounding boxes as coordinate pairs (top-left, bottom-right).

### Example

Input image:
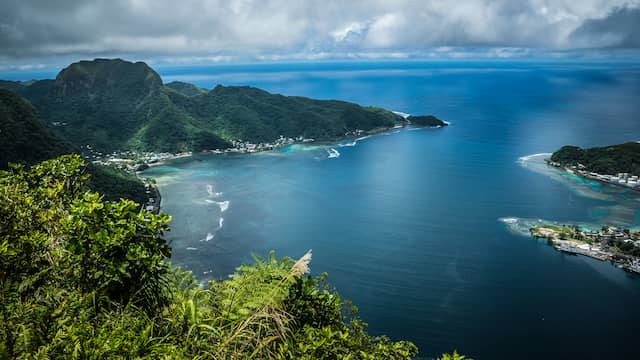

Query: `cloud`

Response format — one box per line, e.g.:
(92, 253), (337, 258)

(570, 5), (640, 48)
(0, 0), (639, 67)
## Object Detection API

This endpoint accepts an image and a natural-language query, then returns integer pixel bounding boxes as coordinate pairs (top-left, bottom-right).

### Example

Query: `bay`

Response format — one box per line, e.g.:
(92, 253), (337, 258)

(144, 61), (640, 359)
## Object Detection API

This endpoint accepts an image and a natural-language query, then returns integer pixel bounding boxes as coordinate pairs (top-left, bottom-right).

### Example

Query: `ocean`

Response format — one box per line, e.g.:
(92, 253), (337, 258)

(142, 61), (640, 359)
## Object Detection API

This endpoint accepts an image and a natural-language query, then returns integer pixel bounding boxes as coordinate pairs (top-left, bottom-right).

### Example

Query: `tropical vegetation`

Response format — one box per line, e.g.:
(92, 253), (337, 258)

(407, 115), (447, 127)
(0, 155), (467, 359)
(0, 58), (405, 153)
(550, 142), (640, 175)
(0, 89), (147, 203)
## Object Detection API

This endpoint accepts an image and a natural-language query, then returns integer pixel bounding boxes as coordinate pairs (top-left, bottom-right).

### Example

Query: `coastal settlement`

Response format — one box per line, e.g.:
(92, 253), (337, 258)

(530, 224), (640, 274)
(546, 159), (640, 191)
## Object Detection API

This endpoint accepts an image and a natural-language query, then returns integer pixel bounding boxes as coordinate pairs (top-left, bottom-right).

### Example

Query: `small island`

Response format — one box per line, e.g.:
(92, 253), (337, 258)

(530, 224), (640, 273)
(407, 115), (448, 127)
(546, 142), (640, 190)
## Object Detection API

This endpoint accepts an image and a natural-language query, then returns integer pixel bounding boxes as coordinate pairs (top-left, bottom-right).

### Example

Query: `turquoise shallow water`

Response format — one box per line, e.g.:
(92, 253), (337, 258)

(143, 62), (640, 359)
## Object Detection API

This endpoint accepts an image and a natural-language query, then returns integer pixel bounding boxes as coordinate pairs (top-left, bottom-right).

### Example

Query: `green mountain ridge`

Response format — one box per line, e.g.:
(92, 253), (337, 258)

(165, 81), (208, 96)
(0, 58), (416, 153)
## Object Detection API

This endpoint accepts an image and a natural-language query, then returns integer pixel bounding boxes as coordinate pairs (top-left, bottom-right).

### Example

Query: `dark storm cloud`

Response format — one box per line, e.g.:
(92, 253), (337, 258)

(570, 5), (640, 48)
(0, 0), (639, 66)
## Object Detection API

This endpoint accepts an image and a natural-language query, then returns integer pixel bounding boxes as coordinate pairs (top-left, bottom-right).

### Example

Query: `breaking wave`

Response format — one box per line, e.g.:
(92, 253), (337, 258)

(517, 153), (552, 165)
(327, 148), (340, 158)
(206, 184), (223, 197)
(200, 232), (215, 242)
(217, 200), (230, 212)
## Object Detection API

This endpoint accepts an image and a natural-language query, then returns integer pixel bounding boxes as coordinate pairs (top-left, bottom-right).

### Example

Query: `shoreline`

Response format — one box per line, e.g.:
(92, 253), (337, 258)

(545, 158), (640, 193)
(140, 122), (425, 166)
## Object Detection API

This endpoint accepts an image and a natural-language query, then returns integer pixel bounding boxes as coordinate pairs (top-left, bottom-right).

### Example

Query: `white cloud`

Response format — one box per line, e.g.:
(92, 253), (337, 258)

(331, 22), (367, 43)
(1, 0), (640, 67)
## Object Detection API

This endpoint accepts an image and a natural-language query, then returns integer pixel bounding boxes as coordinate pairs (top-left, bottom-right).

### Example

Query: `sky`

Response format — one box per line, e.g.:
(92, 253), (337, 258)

(1, 0), (640, 71)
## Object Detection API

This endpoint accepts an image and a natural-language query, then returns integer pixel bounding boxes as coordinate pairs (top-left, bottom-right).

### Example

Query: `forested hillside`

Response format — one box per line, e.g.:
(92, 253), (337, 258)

(1, 58), (405, 153)
(550, 142), (640, 175)
(0, 89), (146, 203)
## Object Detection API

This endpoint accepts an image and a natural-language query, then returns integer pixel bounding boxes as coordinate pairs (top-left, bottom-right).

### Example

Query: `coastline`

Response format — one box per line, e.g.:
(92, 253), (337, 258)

(545, 158), (640, 193)
(530, 225), (640, 274)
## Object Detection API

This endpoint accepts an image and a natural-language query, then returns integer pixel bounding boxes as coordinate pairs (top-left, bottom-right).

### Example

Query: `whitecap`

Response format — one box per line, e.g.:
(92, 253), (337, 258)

(206, 184), (223, 197)
(217, 200), (230, 212)
(186, 247), (198, 251)
(337, 134), (373, 147)
(200, 229), (218, 242)
(517, 153), (552, 164)
(499, 217), (518, 224)
(327, 148), (341, 158)
(218, 217), (224, 229)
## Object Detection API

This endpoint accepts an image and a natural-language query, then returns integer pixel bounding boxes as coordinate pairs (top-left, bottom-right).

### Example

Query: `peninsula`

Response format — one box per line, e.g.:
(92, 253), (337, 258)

(530, 224), (640, 274)
(0, 58), (429, 155)
(546, 142), (640, 191)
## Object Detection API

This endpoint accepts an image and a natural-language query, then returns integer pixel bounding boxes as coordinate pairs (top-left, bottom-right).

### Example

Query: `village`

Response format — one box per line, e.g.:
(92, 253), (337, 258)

(530, 224), (640, 274)
(85, 135), (318, 171)
(545, 159), (640, 190)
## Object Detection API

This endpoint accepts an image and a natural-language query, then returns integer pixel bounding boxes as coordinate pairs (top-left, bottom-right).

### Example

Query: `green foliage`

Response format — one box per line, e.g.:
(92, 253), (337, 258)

(0, 155), (425, 359)
(407, 115), (447, 127)
(0, 89), (148, 203)
(550, 142), (640, 175)
(165, 81), (208, 97)
(185, 85), (401, 144)
(438, 350), (472, 360)
(0, 89), (71, 168)
(86, 163), (147, 204)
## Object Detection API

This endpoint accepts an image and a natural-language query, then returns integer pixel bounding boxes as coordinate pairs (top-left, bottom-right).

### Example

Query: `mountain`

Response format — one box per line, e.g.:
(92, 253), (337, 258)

(172, 84), (401, 143)
(0, 89), (146, 203)
(550, 142), (640, 175)
(0, 58), (406, 153)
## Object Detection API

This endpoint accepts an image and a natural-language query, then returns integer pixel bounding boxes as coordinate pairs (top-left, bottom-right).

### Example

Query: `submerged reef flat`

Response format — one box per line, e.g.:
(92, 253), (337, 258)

(518, 153), (640, 226)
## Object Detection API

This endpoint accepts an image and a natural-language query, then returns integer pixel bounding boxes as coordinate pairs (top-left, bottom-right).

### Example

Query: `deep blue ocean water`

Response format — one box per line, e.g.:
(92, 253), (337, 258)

(140, 62), (640, 359)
